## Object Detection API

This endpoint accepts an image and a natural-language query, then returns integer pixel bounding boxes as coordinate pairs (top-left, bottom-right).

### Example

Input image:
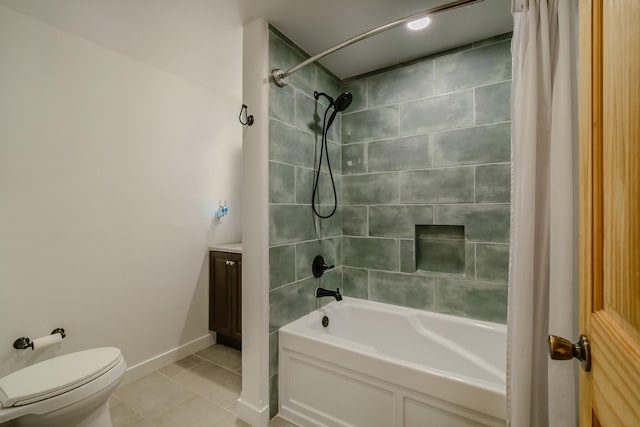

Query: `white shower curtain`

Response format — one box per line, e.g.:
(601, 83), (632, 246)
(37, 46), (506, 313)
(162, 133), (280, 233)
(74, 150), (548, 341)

(508, 1), (578, 426)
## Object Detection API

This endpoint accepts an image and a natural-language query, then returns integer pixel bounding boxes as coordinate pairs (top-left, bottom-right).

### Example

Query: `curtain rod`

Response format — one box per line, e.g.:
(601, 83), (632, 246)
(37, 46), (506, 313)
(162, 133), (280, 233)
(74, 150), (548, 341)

(271, 0), (484, 87)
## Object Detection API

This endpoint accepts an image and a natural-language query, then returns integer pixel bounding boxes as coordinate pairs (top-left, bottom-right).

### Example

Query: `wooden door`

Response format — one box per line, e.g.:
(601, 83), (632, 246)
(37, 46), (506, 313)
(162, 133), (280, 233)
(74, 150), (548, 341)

(579, 0), (640, 425)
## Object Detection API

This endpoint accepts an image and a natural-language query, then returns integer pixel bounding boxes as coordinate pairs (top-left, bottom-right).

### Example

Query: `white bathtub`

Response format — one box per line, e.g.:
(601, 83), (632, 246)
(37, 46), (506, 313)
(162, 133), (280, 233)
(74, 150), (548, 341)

(278, 297), (506, 427)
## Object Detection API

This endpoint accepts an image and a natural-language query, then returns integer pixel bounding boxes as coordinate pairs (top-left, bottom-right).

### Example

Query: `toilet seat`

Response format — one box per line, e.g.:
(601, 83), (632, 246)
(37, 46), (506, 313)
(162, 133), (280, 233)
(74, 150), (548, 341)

(0, 347), (122, 408)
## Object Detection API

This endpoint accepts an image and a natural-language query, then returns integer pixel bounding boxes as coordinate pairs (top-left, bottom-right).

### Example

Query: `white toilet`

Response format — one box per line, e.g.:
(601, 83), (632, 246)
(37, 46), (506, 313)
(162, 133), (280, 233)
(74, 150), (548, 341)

(0, 347), (126, 427)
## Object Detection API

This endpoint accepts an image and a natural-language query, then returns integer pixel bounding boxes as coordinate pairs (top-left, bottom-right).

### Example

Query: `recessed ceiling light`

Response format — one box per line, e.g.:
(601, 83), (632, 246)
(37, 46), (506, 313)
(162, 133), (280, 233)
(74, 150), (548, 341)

(407, 16), (431, 31)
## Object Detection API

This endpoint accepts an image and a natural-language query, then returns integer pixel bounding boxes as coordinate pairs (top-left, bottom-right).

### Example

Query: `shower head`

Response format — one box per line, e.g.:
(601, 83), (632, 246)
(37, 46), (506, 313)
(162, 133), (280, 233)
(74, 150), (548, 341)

(313, 91), (353, 112)
(333, 92), (352, 112)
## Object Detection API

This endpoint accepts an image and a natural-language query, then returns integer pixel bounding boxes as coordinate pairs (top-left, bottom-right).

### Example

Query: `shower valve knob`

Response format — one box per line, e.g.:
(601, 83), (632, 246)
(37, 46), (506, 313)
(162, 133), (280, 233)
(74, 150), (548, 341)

(312, 255), (334, 278)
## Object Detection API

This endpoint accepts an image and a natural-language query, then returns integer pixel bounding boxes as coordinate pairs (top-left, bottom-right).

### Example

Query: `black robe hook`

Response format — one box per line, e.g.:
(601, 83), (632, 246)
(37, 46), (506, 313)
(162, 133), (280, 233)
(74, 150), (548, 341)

(239, 104), (254, 126)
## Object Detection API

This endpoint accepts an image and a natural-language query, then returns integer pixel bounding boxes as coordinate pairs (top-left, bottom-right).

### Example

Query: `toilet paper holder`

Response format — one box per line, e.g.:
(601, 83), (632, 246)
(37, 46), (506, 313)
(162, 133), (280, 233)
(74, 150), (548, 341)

(13, 328), (66, 350)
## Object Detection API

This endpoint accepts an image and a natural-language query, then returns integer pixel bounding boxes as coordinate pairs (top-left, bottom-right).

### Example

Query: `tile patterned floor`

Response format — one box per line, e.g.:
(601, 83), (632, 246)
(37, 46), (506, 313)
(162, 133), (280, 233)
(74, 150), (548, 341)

(110, 344), (296, 427)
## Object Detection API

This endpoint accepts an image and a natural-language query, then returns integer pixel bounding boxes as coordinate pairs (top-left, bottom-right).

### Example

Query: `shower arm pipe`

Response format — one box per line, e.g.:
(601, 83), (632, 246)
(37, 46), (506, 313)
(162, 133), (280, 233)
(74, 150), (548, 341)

(271, 0), (483, 87)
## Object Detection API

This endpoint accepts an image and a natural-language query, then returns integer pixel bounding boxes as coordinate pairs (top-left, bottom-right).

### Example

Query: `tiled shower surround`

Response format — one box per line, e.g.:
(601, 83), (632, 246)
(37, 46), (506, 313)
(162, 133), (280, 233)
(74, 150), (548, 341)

(340, 34), (512, 321)
(267, 27), (512, 416)
(267, 27), (344, 416)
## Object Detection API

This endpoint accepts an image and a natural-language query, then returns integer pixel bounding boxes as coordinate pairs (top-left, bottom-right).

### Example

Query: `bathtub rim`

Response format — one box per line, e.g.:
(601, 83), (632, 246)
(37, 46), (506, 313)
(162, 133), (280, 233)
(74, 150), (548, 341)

(280, 297), (506, 393)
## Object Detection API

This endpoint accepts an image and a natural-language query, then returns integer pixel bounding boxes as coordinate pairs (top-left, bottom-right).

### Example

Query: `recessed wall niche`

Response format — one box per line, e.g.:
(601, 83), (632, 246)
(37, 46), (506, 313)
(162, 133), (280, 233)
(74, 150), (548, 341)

(415, 225), (465, 275)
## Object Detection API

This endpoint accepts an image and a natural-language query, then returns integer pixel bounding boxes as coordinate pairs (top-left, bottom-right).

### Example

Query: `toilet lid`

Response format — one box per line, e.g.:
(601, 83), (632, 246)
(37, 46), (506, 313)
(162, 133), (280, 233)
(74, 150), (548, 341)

(0, 347), (122, 407)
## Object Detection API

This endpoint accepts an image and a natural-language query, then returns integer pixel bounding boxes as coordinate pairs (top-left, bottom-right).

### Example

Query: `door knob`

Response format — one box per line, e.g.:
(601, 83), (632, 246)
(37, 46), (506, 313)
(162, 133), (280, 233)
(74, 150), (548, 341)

(548, 334), (591, 372)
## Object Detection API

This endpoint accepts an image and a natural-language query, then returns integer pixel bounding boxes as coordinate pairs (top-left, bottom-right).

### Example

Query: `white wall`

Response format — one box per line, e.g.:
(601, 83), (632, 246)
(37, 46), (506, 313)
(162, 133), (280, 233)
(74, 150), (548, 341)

(238, 18), (271, 427)
(0, 1), (242, 378)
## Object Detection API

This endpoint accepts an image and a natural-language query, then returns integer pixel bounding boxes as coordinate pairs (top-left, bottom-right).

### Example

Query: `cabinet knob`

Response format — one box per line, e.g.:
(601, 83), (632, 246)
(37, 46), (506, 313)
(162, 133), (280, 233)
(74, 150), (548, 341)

(226, 260), (236, 266)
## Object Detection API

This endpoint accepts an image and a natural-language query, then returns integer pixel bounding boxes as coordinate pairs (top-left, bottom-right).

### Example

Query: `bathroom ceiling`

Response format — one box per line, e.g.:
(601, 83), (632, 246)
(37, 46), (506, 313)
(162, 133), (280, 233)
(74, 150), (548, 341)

(1, 0), (513, 83)
(238, 0), (513, 79)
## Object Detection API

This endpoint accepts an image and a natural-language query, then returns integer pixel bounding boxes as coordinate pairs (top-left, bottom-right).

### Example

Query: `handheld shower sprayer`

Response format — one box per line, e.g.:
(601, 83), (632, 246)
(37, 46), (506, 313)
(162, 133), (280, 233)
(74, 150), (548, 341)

(314, 91), (352, 129)
(333, 92), (353, 112)
(312, 91), (353, 219)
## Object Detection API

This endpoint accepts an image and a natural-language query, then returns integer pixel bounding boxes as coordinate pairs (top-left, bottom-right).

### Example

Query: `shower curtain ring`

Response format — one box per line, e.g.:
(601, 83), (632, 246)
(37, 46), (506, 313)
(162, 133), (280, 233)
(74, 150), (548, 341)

(239, 104), (254, 126)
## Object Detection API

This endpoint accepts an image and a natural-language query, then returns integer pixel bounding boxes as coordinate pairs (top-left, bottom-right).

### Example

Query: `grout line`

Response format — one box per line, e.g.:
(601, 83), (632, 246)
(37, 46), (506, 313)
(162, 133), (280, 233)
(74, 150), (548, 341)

(432, 59), (436, 92)
(397, 169), (402, 204)
(472, 87), (477, 125)
(471, 37), (512, 50)
(345, 165), (477, 178)
(473, 165), (477, 203)
(365, 77), (369, 108)
(349, 266), (507, 286)
(366, 206), (370, 237)
(397, 94), (401, 135)
(191, 353), (243, 376)
(143, 383), (195, 423)
(340, 237), (508, 246)
(267, 161), (315, 171)
(293, 88), (297, 128)
(120, 401), (157, 425)
(336, 202), (509, 208)
(473, 78), (512, 89)
(339, 119), (511, 146)
(433, 279), (438, 310)
(474, 243), (478, 280)
(341, 81), (512, 116)
(269, 115), (340, 144)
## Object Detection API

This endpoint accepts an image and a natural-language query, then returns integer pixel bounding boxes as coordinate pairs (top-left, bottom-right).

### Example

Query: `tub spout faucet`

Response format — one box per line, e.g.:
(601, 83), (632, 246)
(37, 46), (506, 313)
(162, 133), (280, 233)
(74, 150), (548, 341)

(315, 287), (342, 301)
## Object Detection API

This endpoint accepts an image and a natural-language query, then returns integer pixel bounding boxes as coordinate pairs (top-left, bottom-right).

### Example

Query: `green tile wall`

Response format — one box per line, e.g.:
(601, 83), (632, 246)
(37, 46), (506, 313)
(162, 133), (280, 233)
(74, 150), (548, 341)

(367, 136), (429, 172)
(267, 27), (344, 418)
(399, 167), (475, 203)
(342, 106), (399, 143)
(367, 60), (434, 107)
(399, 91), (474, 134)
(368, 206), (433, 238)
(369, 271), (435, 310)
(342, 237), (399, 271)
(340, 33), (512, 325)
(268, 27), (512, 417)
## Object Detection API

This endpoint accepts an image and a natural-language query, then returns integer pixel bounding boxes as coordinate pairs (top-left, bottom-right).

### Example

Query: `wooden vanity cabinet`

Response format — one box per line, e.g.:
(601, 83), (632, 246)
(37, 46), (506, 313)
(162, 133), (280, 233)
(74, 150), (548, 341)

(209, 251), (242, 350)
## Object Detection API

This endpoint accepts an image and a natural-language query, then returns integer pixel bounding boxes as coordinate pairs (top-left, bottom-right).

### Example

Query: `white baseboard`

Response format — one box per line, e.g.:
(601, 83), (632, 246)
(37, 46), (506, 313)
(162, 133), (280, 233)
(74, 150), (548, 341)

(120, 333), (216, 386)
(237, 397), (270, 427)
